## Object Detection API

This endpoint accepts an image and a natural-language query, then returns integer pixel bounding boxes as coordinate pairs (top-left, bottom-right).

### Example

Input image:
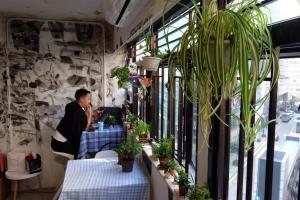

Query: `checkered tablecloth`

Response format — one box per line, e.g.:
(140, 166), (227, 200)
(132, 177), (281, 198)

(77, 125), (124, 159)
(59, 158), (150, 200)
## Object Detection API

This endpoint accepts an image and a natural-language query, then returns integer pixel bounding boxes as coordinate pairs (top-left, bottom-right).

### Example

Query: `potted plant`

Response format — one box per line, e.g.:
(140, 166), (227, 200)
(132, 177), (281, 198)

(164, 159), (177, 177)
(127, 114), (138, 129)
(140, 33), (162, 71)
(153, 137), (172, 169)
(117, 141), (143, 172)
(104, 115), (116, 128)
(164, 0), (277, 150)
(187, 184), (212, 200)
(111, 66), (130, 88)
(115, 144), (124, 165)
(133, 120), (150, 143)
(177, 170), (190, 196)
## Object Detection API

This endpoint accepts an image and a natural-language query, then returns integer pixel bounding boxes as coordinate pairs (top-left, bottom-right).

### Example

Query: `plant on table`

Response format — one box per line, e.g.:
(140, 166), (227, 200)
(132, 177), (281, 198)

(104, 115), (116, 128)
(177, 169), (190, 196)
(117, 140), (143, 172)
(187, 184), (212, 200)
(163, 0), (278, 151)
(153, 137), (173, 169)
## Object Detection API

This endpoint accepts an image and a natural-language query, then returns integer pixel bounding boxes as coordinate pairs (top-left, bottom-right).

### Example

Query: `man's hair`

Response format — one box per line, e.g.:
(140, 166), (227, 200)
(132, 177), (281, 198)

(75, 88), (91, 101)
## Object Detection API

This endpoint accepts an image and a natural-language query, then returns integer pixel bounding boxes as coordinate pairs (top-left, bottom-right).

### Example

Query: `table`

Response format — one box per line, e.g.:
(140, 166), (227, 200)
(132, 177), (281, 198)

(59, 158), (150, 200)
(5, 171), (41, 200)
(77, 125), (124, 159)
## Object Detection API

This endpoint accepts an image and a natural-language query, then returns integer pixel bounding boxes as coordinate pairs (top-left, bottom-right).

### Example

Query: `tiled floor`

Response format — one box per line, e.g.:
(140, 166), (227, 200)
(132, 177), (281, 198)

(7, 188), (55, 200)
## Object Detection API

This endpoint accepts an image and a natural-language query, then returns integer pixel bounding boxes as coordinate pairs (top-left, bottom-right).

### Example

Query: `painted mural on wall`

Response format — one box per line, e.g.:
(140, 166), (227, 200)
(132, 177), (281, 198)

(3, 19), (104, 148)
(0, 42), (8, 141)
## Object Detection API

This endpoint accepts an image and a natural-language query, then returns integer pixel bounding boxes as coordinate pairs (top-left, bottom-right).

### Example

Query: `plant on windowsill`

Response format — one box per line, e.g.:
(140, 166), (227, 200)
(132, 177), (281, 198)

(153, 137), (173, 169)
(163, 0), (278, 151)
(117, 140), (143, 172)
(187, 184), (212, 200)
(164, 159), (177, 177)
(177, 169), (190, 196)
(104, 115), (116, 128)
(127, 114), (139, 129)
(132, 120), (151, 143)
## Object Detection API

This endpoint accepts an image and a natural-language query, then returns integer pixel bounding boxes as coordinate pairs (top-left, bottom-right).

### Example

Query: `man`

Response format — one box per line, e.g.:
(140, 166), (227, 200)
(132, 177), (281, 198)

(51, 88), (92, 159)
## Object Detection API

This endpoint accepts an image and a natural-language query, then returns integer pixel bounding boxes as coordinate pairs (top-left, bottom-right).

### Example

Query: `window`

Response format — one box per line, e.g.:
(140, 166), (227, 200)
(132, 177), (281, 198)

(262, 0), (300, 24)
(231, 0), (300, 24)
(133, 6), (198, 177)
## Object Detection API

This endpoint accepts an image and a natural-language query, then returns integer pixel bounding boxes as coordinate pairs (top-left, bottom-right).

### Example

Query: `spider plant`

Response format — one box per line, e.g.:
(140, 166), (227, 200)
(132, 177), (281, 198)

(164, 0), (278, 150)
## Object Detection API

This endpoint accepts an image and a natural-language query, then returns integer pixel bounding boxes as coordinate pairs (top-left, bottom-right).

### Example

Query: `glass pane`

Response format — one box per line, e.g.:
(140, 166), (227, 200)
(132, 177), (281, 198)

(158, 13), (189, 38)
(158, 41), (179, 54)
(158, 76), (162, 139)
(228, 93), (241, 199)
(270, 58), (300, 199)
(163, 67), (169, 137)
(253, 81), (270, 199)
(191, 84), (198, 165)
(158, 26), (188, 47)
(262, 0), (300, 24)
(232, 0), (300, 24)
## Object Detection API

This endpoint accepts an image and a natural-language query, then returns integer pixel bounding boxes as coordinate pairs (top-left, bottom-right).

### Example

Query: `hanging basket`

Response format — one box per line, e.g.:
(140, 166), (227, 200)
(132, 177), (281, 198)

(140, 56), (161, 71)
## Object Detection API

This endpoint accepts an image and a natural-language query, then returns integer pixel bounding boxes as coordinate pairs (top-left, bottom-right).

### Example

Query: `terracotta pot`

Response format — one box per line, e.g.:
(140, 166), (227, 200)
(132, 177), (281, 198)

(169, 169), (175, 177)
(179, 185), (188, 196)
(130, 123), (137, 129)
(159, 158), (170, 169)
(121, 159), (134, 172)
(138, 133), (148, 143)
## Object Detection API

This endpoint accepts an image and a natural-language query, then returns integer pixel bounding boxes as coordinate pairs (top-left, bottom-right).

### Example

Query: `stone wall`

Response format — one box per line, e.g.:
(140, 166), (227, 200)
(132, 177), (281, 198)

(0, 17), (127, 189)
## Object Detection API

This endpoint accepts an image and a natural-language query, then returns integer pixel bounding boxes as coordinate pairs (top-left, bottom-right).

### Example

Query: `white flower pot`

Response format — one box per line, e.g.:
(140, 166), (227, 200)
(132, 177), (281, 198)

(140, 56), (161, 71)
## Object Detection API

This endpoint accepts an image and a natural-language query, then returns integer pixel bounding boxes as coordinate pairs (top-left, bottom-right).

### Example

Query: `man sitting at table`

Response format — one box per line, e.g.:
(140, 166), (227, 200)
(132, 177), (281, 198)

(51, 88), (93, 159)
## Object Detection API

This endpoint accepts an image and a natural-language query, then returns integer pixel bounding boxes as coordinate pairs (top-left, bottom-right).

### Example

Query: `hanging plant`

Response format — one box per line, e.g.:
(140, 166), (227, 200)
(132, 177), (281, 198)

(140, 33), (163, 71)
(164, 0), (278, 150)
(111, 66), (130, 88)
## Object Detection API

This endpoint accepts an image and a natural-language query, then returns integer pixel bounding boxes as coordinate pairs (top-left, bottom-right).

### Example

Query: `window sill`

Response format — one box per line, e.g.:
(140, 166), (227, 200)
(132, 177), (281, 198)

(142, 143), (185, 200)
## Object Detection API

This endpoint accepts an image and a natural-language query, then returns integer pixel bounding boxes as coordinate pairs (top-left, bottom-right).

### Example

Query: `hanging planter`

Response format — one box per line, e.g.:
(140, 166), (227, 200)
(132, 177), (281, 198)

(164, 0), (278, 150)
(140, 56), (161, 71)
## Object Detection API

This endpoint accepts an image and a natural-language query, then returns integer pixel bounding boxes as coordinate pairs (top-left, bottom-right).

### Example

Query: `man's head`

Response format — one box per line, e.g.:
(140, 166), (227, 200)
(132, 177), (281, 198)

(75, 88), (91, 108)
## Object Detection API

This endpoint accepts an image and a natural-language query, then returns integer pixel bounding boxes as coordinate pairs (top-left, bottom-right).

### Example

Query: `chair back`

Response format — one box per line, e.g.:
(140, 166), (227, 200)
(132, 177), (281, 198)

(52, 151), (74, 160)
(94, 150), (117, 159)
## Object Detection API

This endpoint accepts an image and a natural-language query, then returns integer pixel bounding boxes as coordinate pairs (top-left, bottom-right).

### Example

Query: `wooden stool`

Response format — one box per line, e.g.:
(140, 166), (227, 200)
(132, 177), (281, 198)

(5, 171), (41, 200)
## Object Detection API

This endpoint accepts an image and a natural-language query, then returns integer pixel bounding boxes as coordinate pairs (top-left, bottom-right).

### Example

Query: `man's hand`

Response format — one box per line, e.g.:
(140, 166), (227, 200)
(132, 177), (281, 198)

(86, 104), (92, 115)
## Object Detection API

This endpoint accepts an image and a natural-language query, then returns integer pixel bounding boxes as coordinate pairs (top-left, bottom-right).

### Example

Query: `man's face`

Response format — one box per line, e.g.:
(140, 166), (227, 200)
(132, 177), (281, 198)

(80, 93), (91, 108)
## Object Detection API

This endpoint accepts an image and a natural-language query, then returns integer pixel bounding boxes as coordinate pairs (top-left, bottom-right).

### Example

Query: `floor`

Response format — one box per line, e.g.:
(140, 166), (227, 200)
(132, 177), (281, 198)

(6, 188), (55, 200)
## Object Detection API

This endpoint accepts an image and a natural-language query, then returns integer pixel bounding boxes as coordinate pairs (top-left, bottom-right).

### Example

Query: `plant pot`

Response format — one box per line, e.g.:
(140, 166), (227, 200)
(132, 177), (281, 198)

(140, 56), (161, 71)
(138, 133), (148, 143)
(179, 185), (188, 196)
(169, 169), (175, 177)
(130, 123), (137, 129)
(159, 158), (170, 169)
(117, 154), (122, 165)
(121, 159), (134, 172)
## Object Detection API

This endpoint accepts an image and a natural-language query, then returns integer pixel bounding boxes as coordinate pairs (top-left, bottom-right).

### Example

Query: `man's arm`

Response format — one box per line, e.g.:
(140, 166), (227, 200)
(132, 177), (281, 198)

(85, 104), (93, 129)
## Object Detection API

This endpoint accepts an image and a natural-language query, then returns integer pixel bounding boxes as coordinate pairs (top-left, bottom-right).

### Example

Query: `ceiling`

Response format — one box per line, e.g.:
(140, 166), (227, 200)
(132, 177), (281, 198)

(0, 0), (152, 27)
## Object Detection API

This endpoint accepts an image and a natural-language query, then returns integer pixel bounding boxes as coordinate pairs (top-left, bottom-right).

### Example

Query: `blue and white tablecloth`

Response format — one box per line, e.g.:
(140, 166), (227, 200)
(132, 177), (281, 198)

(59, 158), (150, 200)
(77, 125), (124, 159)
